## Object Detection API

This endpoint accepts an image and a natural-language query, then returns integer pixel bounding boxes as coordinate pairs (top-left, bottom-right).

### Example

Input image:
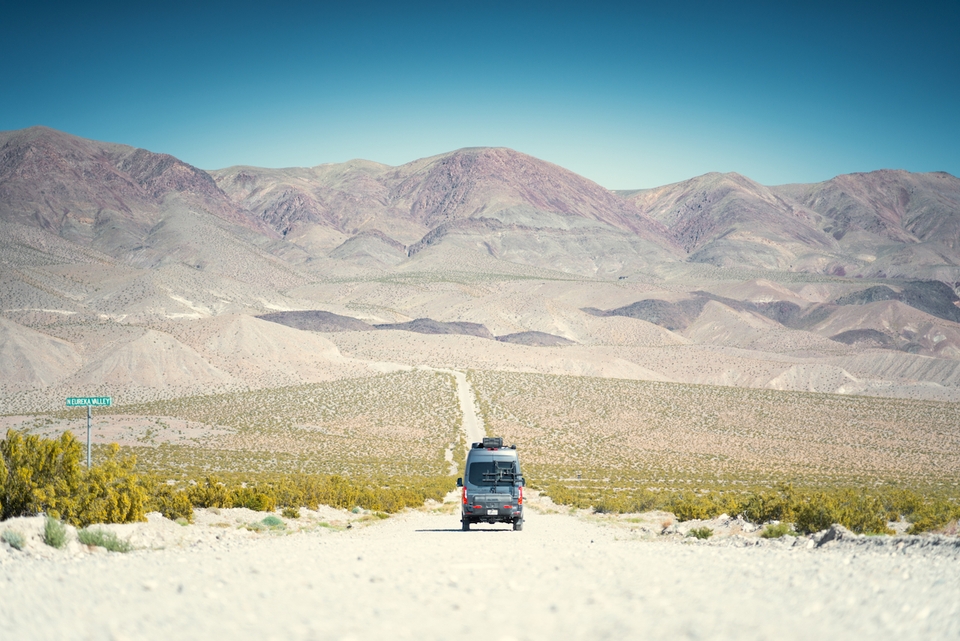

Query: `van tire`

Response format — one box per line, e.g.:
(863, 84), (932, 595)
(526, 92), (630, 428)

(513, 519), (523, 531)
(462, 519), (470, 531)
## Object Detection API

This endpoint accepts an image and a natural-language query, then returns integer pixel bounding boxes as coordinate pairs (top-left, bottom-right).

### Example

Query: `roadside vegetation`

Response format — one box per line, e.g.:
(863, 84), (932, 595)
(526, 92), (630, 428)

(0, 429), (454, 529)
(542, 480), (960, 534)
(57, 370), (463, 479)
(470, 370), (960, 535)
(4, 368), (960, 538)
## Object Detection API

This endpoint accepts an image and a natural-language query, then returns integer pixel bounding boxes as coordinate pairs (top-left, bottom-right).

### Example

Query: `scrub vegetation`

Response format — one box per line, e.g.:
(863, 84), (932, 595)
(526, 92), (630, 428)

(0, 428), (454, 528)
(469, 371), (960, 535)
(77, 527), (132, 552)
(5, 367), (960, 537)
(76, 370), (463, 478)
(43, 515), (68, 548)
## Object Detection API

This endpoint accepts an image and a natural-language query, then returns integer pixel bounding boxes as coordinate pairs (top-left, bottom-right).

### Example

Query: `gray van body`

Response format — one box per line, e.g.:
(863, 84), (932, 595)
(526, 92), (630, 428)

(457, 438), (524, 531)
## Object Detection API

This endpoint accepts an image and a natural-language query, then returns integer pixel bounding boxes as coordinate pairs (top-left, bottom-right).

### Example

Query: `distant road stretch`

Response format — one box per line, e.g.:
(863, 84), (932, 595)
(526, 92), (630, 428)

(426, 368), (486, 474)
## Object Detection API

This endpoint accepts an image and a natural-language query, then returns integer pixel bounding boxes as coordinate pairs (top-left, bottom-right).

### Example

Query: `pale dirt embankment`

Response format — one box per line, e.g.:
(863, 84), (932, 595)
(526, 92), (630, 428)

(1, 495), (959, 641)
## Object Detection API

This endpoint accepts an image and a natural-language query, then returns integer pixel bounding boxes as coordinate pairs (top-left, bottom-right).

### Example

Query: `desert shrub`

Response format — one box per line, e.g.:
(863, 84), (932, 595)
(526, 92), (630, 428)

(742, 484), (797, 524)
(906, 498), (960, 534)
(231, 487), (277, 512)
(281, 507), (300, 519)
(687, 527), (713, 539)
(540, 483), (589, 509)
(141, 472), (451, 517)
(69, 444), (146, 526)
(880, 488), (926, 523)
(0, 429), (83, 521)
(594, 488), (661, 514)
(2, 529), (25, 550)
(541, 482), (666, 514)
(186, 476), (230, 508)
(669, 492), (716, 521)
(760, 522), (797, 538)
(261, 515), (284, 528)
(794, 489), (891, 535)
(669, 491), (741, 521)
(145, 480), (194, 523)
(0, 431), (146, 526)
(540, 479), (958, 538)
(77, 527), (132, 552)
(247, 515), (285, 531)
(43, 516), (68, 549)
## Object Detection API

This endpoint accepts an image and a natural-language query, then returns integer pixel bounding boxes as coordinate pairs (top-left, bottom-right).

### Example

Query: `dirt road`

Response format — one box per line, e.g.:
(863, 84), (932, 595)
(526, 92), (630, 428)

(2, 502), (958, 640)
(430, 367), (486, 473)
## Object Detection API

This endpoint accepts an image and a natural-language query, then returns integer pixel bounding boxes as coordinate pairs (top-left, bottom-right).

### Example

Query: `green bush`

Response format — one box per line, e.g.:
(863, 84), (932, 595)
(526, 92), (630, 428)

(247, 515), (285, 532)
(669, 491), (741, 522)
(742, 484), (796, 524)
(77, 528), (132, 552)
(594, 489), (660, 514)
(70, 444), (146, 526)
(261, 515), (284, 528)
(539, 478), (960, 538)
(231, 487), (276, 512)
(281, 506), (300, 519)
(0, 431), (146, 526)
(793, 489), (891, 535)
(2, 529), (25, 550)
(145, 481), (194, 523)
(0, 430), (83, 521)
(906, 498), (960, 534)
(687, 526), (713, 539)
(186, 476), (231, 509)
(760, 522), (797, 538)
(43, 516), (68, 549)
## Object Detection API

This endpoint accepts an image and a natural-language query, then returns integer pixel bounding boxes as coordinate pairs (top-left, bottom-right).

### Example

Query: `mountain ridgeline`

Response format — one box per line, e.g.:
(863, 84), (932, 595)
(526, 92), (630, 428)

(2, 126), (957, 280)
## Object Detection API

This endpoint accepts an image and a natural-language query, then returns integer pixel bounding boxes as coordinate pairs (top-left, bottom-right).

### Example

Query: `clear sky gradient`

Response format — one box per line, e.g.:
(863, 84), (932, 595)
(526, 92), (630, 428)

(3, 0), (958, 189)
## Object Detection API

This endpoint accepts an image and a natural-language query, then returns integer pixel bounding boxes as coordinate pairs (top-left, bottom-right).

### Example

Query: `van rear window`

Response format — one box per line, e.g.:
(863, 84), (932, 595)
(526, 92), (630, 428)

(468, 460), (517, 486)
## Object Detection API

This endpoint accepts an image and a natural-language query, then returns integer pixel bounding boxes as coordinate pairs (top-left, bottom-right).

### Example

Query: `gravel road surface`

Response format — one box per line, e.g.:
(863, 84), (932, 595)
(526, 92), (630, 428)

(2, 502), (958, 641)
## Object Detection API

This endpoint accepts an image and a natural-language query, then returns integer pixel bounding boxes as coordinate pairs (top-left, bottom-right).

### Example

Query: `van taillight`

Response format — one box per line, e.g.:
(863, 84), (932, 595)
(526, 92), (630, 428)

(462, 486), (467, 504)
(518, 486), (523, 505)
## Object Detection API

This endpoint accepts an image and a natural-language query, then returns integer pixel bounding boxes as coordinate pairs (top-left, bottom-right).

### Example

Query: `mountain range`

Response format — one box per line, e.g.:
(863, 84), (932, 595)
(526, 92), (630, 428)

(3, 125), (960, 409)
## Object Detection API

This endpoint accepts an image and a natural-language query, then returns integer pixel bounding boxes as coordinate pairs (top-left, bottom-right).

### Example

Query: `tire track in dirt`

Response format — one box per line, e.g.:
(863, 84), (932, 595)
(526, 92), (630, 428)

(425, 368), (485, 474)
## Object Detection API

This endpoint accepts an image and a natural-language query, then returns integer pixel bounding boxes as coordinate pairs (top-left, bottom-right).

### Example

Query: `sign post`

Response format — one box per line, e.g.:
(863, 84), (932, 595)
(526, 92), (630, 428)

(65, 397), (112, 469)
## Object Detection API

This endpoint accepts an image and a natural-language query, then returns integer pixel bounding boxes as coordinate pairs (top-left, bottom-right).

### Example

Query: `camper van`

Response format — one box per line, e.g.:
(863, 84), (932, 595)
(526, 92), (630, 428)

(456, 437), (524, 531)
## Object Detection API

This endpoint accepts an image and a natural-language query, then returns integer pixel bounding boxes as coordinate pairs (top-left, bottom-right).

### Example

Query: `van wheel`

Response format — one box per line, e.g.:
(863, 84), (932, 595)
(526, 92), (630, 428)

(462, 519), (470, 531)
(513, 519), (523, 531)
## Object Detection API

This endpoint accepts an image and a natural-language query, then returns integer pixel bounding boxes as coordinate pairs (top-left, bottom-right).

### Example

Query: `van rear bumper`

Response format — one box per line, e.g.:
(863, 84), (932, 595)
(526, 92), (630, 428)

(462, 505), (522, 522)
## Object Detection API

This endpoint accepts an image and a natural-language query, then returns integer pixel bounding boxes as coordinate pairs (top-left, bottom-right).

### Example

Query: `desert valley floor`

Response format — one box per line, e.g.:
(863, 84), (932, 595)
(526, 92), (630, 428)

(2, 495), (959, 641)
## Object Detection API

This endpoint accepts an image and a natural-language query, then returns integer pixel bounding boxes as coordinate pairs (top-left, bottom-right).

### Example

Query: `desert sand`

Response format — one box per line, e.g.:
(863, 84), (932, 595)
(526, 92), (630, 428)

(1, 495), (958, 641)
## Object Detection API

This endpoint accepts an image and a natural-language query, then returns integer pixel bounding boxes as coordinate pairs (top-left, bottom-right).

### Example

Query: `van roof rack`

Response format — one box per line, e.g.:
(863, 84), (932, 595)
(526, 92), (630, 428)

(470, 437), (518, 450)
(482, 437), (503, 449)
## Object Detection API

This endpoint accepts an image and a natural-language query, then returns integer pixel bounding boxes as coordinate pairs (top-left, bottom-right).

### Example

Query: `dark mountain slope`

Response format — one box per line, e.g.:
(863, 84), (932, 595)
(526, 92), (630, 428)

(0, 127), (269, 242)
(773, 170), (960, 247)
(622, 172), (838, 271)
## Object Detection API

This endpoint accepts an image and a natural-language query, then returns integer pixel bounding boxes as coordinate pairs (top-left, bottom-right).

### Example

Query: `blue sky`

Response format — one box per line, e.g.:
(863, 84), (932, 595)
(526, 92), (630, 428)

(2, 0), (958, 188)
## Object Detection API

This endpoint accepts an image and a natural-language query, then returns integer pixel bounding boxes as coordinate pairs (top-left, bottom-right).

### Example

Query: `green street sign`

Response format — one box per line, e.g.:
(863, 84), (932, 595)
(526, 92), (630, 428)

(65, 397), (112, 407)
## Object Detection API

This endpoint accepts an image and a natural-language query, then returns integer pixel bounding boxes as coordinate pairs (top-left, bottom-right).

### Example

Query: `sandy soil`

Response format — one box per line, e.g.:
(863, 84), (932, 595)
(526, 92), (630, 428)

(2, 496), (958, 640)
(0, 414), (232, 447)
